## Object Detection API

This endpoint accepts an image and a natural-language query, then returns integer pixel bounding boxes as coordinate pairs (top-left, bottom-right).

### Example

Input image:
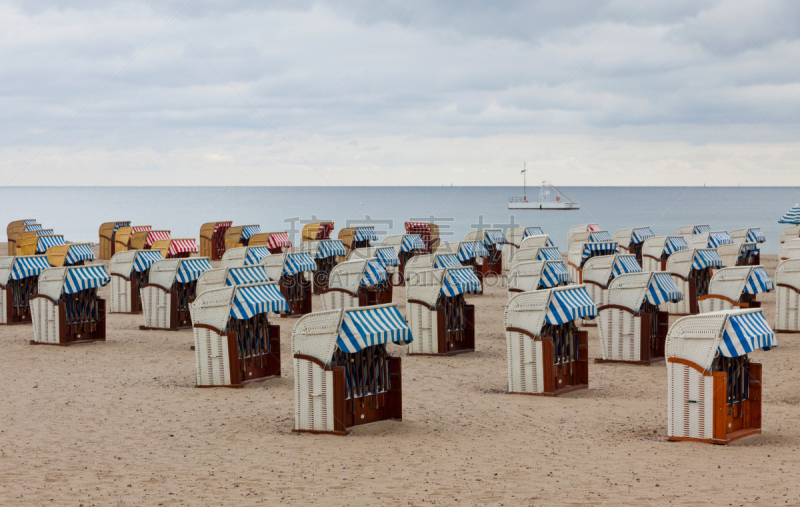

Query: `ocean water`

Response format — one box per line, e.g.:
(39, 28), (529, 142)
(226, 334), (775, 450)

(2, 186), (799, 254)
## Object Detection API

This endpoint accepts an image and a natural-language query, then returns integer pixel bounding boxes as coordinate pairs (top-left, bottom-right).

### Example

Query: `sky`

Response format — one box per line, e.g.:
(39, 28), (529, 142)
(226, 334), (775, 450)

(0, 0), (799, 186)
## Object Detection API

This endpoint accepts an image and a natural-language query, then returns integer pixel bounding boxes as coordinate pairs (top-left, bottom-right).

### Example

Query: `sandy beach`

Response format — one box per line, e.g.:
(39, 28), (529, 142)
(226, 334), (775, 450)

(1, 245), (798, 506)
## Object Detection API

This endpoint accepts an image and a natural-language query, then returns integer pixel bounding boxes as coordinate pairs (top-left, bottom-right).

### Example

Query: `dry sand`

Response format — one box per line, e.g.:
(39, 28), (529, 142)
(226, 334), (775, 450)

(1, 245), (799, 506)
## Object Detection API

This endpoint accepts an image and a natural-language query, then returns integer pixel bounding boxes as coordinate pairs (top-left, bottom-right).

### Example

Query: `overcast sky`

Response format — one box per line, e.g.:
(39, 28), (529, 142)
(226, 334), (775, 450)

(1, 0), (798, 186)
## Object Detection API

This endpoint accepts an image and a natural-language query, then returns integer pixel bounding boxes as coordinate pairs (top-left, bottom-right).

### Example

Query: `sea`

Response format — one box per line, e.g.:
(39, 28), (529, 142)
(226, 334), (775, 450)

(2, 186), (799, 254)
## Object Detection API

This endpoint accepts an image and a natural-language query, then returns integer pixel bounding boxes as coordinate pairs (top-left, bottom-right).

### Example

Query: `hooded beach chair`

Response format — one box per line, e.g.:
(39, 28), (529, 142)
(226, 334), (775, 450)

(779, 239), (800, 261)
(295, 239), (347, 292)
(665, 309), (775, 444)
(248, 231), (292, 254)
(566, 233), (618, 283)
(641, 236), (688, 272)
(348, 246), (400, 299)
(775, 259), (800, 332)
(687, 230), (734, 250)
(437, 241), (491, 292)
(666, 248), (724, 315)
(580, 253), (642, 309)
(676, 224), (711, 240)
(729, 228), (766, 263)
(195, 265), (271, 296)
(717, 242), (760, 268)
(338, 226), (378, 255)
(507, 260), (571, 298)
(321, 258), (391, 310)
(15, 229), (55, 255)
(381, 234), (425, 286)
(191, 282), (288, 387)
(139, 258), (212, 330)
(567, 223), (600, 251)
(152, 238), (198, 259)
(698, 266), (773, 313)
(596, 272), (682, 365)
(780, 225), (800, 244)
(613, 227), (655, 266)
(130, 229), (170, 251)
(17, 233), (64, 257)
(406, 267), (480, 355)
(199, 221), (232, 260)
(505, 285), (596, 396)
(47, 243), (96, 267)
(506, 245), (563, 274)
(114, 225), (152, 253)
(30, 266), (110, 345)
(98, 221), (131, 260)
(260, 249), (317, 316)
(0, 255), (51, 324)
(7, 220), (39, 256)
(302, 221), (334, 241)
(405, 222), (440, 253)
(224, 225), (262, 250)
(503, 227), (548, 270)
(291, 304), (412, 435)
(108, 250), (164, 314)
(465, 229), (506, 276)
(220, 246), (271, 268)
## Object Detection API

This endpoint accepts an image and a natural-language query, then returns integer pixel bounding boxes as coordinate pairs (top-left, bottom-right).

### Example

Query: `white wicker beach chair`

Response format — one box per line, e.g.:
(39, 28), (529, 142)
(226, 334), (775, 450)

(507, 245), (563, 273)
(406, 267), (480, 355)
(596, 272), (681, 364)
(566, 233), (618, 284)
(775, 259), (800, 332)
(507, 260), (571, 298)
(292, 304), (412, 435)
(140, 258), (212, 330)
(687, 230), (734, 250)
(666, 248), (723, 315)
(665, 309), (775, 444)
(322, 258), (391, 310)
(641, 236), (688, 272)
(716, 242), (759, 268)
(195, 265), (272, 297)
(259, 249), (316, 316)
(0, 255), (52, 325)
(465, 229), (505, 275)
(30, 266), (110, 345)
(780, 225), (800, 244)
(349, 245), (401, 287)
(220, 246), (272, 269)
(191, 281), (288, 387)
(779, 239), (800, 261)
(503, 227), (547, 270)
(675, 224), (710, 241)
(382, 234), (425, 285)
(698, 266), (773, 313)
(109, 250), (163, 314)
(581, 253), (642, 309)
(436, 241), (490, 293)
(567, 224), (600, 251)
(295, 239), (347, 293)
(613, 227), (655, 264)
(504, 285), (595, 396)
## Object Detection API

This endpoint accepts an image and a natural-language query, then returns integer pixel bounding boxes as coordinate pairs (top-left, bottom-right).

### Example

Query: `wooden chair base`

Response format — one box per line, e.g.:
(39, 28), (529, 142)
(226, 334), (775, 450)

(139, 325), (190, 331)
(30, 338), (105, 346)
(509, 384), (588, 397)
(668, 428), (761, 445)
(775, 329), (800, 334)
(292, 418), (402, 436)
(594, 356), (664, 366)
(110, 310), (142, 315)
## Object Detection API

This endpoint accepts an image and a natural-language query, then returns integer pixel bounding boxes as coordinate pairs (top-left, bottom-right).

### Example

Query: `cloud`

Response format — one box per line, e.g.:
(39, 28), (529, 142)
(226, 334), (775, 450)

(0, 0), (798, 185)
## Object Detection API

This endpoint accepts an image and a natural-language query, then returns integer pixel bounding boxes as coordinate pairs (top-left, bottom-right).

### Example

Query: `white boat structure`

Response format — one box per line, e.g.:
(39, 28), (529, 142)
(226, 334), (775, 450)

(508, 174), (579, 210)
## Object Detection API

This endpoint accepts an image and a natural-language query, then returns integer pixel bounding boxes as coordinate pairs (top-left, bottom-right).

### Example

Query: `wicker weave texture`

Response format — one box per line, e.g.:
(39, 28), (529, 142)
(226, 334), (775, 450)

(708, 266), (750, 302)
(30, 297), (59, 343)
(291, 309), (344, 365)
(221, 247), (247, 268)
(0, 290), (6, 324)
(190, 286), (235, 331)
(196, 268), (227, 297)
(666, 362), (714, 439)
(38, 268), (68, 302)
(404, 254), (435, 281)
(508, 248), (543, 273)
(141, 286), (171, 329)
(776, 286), (800, 331)
(780, 226), (800, 244)
(668, 277), (692, 315)
(321, 290), (358, 311)
(148, 260), (181, 290)
(294, 360), (335, 432)
(193, 327), (231, 386)
(779, 239), (800, 260)
(507, 261), (545, 295)
(407, 302), (438, 354)
(598, 309), (640, 361)
(506, 330), (543, 393)
(406, 269), (445, 308)
(110, 277), (132, 313)
(665, 313), (728, 371)
(109, 250), (138, 277)
(699, 297), (733, 313)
